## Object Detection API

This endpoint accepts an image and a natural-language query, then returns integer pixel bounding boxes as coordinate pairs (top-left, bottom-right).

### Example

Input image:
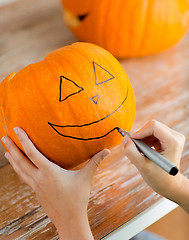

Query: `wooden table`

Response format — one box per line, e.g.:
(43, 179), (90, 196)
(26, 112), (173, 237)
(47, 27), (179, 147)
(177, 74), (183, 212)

(0, 0), (189, 239)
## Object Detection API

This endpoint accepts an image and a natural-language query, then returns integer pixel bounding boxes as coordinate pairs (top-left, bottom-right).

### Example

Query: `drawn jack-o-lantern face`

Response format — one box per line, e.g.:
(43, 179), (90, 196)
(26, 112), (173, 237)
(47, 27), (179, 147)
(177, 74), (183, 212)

(48, 61), (129, 140)
(0, 42), (135, 168)
(61, 0), (189, 57)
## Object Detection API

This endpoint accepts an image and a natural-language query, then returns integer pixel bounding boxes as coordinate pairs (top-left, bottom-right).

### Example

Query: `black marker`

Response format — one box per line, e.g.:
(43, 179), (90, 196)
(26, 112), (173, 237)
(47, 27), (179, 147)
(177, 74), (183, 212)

(117, 128), (179, 176)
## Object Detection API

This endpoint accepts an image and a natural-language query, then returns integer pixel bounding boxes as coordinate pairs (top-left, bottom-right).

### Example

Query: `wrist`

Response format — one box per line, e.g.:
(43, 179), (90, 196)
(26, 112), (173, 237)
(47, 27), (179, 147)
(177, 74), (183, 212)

(163, 173), (189, 212)
(57, 213), (94, 240)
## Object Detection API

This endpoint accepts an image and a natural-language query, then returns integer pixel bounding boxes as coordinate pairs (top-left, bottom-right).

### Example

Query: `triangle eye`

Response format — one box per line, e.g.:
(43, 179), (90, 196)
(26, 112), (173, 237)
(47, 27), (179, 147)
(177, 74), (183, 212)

(59, 76), (84, 102)
(93, 61), (115, 85)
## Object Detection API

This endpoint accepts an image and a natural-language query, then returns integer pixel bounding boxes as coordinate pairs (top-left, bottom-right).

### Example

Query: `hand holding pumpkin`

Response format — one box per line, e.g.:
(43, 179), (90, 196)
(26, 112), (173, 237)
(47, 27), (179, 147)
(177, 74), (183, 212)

(123, 120), (189, 213)
(1, 127), (110, 240)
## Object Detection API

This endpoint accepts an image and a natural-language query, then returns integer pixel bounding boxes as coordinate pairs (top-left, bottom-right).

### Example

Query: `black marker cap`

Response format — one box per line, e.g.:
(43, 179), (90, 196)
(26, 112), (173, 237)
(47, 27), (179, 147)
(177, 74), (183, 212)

(169, 167), (179, 176)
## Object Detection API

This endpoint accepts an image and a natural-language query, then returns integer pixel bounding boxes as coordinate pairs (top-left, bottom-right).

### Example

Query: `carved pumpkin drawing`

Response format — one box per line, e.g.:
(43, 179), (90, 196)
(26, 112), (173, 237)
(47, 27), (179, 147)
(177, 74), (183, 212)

(0, 42), (135, 168)
(61, 0), (189, 57)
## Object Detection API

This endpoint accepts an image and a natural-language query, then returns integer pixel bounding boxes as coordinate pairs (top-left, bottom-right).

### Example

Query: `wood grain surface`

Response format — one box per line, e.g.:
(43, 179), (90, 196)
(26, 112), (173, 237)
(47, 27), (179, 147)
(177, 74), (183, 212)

(0, 0), (189, 239)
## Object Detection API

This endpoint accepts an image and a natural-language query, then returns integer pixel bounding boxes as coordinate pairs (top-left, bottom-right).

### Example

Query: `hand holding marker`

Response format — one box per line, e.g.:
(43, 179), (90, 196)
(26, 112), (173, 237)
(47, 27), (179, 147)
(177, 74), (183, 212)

(116, 128), (179, 176)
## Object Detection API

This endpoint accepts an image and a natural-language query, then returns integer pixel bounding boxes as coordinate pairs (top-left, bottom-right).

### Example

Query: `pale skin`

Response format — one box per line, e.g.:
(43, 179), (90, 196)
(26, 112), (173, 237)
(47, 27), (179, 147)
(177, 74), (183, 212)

(124, 120), (189, 213)
(1, 120), (188, 239)
(1, 128), (110, 240)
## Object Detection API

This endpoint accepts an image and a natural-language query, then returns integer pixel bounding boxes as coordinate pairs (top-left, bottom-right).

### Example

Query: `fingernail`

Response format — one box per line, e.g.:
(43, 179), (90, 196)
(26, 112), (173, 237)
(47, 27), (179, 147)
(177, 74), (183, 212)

(1, 136), (6, 143)
(102, 150), (109, 159)
(4, 152), (9, 159)
(13, 127), (19, 134)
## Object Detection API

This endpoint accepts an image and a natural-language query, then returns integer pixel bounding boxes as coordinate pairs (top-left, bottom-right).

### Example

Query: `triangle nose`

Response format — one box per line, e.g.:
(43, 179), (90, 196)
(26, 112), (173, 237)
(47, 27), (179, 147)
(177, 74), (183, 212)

(89, 95), (99, 104)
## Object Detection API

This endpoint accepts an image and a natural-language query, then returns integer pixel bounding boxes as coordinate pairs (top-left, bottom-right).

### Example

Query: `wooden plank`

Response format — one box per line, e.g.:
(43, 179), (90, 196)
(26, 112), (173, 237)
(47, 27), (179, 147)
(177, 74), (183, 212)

(104, 198), (178, 240)
(0, 0), (19, 7)
(0, 0), (76, 81)
(0, 0), (189, 239)
(0, 143), (6, 167)
(0, 153), (160, 240)
(0, 154), (189, 239)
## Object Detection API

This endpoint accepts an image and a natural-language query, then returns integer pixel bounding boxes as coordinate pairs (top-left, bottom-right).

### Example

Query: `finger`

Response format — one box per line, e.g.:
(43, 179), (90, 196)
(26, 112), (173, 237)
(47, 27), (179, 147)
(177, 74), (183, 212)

(123, 136), (148, 170)
(131, 120), (170, 139)
(5, 152), (35, 189)
(1, 136), (37, 176)
(130, 120), (176, 151)
(141, 136), (162, 152)
(81, 149), (110, 182)
(13, 127), (50, 169)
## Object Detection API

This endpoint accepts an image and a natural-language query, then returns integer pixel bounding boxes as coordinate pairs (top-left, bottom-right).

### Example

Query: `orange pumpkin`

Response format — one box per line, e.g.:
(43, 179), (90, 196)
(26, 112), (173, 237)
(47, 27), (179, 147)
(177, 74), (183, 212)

(0, 42), (135, 169)
(61, 0), (189, 58)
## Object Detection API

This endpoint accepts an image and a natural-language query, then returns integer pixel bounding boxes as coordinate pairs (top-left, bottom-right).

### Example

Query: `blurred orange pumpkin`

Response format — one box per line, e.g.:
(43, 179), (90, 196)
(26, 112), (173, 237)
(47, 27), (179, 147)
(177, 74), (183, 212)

(0, 42), (135, 168)
(61, 0), (189, 58)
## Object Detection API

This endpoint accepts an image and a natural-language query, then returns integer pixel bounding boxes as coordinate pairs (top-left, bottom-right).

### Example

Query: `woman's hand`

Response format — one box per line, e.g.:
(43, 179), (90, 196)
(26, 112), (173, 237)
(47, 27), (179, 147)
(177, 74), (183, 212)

(1, 127), (110, 240)
(123, 120), (189, 212)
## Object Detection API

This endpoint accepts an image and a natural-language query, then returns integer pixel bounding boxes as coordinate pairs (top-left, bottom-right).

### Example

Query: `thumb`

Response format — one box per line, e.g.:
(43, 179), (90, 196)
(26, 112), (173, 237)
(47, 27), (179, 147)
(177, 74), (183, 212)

(123, 136), (146, 170)
(81, 149), (110, 182)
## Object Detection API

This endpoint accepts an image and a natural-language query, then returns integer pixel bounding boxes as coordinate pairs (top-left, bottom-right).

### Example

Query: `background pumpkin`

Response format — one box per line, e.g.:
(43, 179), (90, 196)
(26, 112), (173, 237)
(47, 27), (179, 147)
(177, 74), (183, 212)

(0, 42), (135, 169)
(61, 0), (189, 58)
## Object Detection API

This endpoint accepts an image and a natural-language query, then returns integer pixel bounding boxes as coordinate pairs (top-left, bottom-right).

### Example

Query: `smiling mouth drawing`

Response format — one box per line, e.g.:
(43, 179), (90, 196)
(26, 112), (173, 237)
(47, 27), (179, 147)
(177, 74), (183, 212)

(48, 88), (128, 141)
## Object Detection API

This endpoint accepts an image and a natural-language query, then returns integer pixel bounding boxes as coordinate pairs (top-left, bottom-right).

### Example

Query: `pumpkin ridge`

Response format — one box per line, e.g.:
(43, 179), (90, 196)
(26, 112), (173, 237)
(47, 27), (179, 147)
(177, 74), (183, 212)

(48, 48), (98, 148)
(29, 62), (79, 163)
(39, 59), (69, 146)
(54, 45), (100, 159)
(82, 44), (131, 101)
(83, 43), (122, 74)
(62, 45), (104, 130)
(66, 44), (114, 93)
(94, 0), (107, 46)
(102, 0), (112, 50)
(1, 73), (19, 138)
(128, 0), (142, 55)
(0, 79), (9, 136)
(130, 0), (147, 56)
(19, 67), (47, 145)
(154, 1), (170, 53)
(5, 67), (44, 153)
(46, 49), (84, 92)
(51, 49), (88, 100)
(163, 1), (188, 50)
(114, 0), (125, 57)
(138, 0), (153, 55)
(43, 52), (83, 138)
(66, 46), (118, 99)
(125, 0), (138, 57)
(51, 48), (85, 80)
(0, 105), (8, 136)
(161, 1), (170, 50)
(72, 43), (115, 72)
